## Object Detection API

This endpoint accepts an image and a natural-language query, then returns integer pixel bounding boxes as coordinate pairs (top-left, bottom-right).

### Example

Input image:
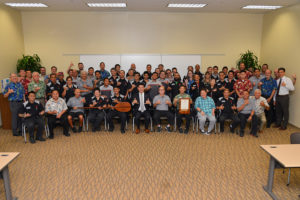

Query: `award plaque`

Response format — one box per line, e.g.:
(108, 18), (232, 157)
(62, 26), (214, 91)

(179, 98), (190, 114)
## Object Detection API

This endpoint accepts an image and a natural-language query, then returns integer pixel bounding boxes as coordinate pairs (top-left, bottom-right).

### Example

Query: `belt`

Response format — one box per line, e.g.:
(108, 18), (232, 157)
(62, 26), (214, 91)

(277, 94), (289, 97)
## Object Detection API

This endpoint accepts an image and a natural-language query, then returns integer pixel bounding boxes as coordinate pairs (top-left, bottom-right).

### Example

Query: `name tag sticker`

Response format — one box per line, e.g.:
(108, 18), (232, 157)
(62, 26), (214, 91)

(26, 107), (31, 109)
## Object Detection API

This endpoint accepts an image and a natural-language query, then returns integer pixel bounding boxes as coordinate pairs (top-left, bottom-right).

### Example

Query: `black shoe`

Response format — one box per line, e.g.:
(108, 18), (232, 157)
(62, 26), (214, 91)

(78, 127), (83, 133)
(29, 137), (35, 144)
(157, 127), (161, 132)
(49, 134), (54, 139)
(166, 126), (172, 133)
(72, 127), (77, 133)
(121, 130), (125, 134)
(184, 129), (189, 134)
(36, 137), (46, 142)
(179, 128), (183, 133)
(220, 129), (224, 133)
(64, 132), (70, 137)
(239, 131), (244, 137)
(92, 127), (97, 132)
(18, 131), (22, 136)
(108, 128), (114, 132)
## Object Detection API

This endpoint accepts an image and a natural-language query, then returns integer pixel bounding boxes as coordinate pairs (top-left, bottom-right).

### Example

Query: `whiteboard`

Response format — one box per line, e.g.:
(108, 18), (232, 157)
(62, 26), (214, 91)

(162, 55), (201, 77)
(80, 54), (201, 78)
(120, 55), (161, 73)
(80, 55), (121, 71)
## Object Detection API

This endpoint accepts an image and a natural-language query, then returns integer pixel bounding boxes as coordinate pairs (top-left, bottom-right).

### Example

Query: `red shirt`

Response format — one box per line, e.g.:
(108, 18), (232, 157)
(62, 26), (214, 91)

(20, 78), (30, 95)
(233, 79), (252, 96)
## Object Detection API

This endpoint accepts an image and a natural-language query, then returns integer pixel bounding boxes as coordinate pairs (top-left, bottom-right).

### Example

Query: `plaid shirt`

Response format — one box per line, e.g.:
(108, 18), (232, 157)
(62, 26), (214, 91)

(194, 96), (215, 116)
(234, 79), (252, 96)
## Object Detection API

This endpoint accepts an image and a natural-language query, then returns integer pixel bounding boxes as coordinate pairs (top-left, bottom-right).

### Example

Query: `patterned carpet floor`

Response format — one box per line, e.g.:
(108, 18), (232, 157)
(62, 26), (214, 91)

(0, 123), (299, 200)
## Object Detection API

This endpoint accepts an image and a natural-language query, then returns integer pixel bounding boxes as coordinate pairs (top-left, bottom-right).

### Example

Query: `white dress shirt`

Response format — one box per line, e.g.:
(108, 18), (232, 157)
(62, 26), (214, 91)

(276, 76), (294, 96)
(138, 92), (146, 112)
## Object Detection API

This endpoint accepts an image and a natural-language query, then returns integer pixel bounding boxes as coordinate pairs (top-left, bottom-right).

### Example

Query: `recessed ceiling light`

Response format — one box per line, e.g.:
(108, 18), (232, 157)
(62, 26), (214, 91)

(242, 5), (282, 10)
(87, 3), (127, 8)
(168, 4), (207, 8)
(5, 3), (48, 7)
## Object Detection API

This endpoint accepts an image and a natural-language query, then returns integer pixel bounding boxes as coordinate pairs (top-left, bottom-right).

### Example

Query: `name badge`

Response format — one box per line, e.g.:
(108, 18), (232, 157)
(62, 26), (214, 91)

(26, 107), (31, 109)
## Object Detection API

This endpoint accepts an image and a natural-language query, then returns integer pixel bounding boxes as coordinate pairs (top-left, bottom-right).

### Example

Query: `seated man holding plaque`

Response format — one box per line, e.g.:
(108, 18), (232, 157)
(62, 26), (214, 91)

(173, 85), (192, 134)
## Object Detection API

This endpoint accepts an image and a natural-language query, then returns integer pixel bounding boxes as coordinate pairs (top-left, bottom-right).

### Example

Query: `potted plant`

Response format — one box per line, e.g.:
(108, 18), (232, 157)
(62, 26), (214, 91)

(16, 54), (42, 72)
(237, 50), (260, 70)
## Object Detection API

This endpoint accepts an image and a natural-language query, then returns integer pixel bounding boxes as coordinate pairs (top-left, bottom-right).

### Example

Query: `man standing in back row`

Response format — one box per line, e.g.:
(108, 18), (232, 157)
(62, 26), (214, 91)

(274, 67), (295, 130)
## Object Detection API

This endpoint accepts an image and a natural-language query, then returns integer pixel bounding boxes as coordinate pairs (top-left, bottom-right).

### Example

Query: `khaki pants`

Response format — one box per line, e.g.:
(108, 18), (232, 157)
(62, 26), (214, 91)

(256, 113), (266, 131)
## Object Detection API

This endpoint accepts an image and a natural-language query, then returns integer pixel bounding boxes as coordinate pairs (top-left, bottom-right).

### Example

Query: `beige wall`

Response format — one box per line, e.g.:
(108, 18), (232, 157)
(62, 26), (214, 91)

(0, 4), (24, 83)
(21, 11), (263, 72)
(261, 3), (300, 127)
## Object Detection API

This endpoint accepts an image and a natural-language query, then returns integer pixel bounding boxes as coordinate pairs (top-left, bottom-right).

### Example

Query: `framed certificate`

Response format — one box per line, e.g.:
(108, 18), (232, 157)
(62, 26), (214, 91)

(179, 98), (190, 114)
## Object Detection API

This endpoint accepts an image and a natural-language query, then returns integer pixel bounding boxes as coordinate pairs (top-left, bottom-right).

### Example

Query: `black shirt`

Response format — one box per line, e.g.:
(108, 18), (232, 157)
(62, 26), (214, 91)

(225, 78), (236, 92)
(109, 94), (125, 107)
(216, 80), (227, 97)
(206, 85), (219, 103)
(46, 81), (62, 99)
(109, 76), (119, 87)
(63, 84), (78, 103)
(217, 96), (235, 115)
(169, 80), (183, 100)
(117, 78), (131, 96)
(190, 81), (205, 101)
(18, 100), (44, 119)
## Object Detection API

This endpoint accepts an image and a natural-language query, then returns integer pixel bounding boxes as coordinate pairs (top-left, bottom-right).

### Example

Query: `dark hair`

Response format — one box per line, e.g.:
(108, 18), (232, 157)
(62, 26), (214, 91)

(134, 72), (141, 76)
(103, 78), (109, 81)
(40, 67), (46, 69)
(152, 72), (158, 76)
(113, 86), (120, 89)
(28, 91), (35, 96)
(100, 62), (105, 65)
(200, 89), (207, 93)
(95, 70), (101, 74)
(179, 85), (186, 89)
(146, 64), (152, 68)
(93, 88), (100, 93)
(115, 64), (120, 68)
(137, 83), (145, 87)
(78, 62), (83, 65)
(213, 66), (218, 69)
(222, 66), (228, 70)
(50, 73), (56, 78)
(166, 69), (171, 73)
(219, 71), (225, 75)
(51, 66), (57, 70)
(254, 68), (260, 72)
(172, 67), (177, 71)
(66, 76), (72, 81)
(52, 89), (59, 93)
(88, 67), (94, 70)
(110, 68), (116, 71)
(262, 64), (269, 68)
(278, 67), (285, 72)
(240, 70), (246, 73)
(228, 70), (234, 74)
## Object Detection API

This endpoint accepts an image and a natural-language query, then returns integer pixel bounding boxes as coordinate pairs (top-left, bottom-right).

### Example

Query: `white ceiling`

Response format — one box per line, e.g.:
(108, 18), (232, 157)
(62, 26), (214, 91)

(1, 0), (300, 13)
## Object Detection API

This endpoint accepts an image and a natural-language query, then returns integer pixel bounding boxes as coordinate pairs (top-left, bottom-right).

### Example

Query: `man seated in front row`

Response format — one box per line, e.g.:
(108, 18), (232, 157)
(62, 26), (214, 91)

(173, 85), (192, 134)
(153, 86), (174, 132)
(236, 91), (258, 137)
(195, 89), (216, 135)
(45, 90), (70, 139)
(251, 89), (269, 133)
(217, 89), (240, 133)
(67, 88), (86, 133)
(88, 88), (108, 132)
(106, 87), (127, 133)
(131, 84), (152, 134)
(18, 91), (46, 143)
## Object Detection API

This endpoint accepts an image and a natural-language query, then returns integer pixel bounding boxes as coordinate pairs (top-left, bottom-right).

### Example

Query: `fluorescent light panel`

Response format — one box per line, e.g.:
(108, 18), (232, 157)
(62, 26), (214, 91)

(5, 3), (48, 7)
(168, 4), (207, 8)
(87, 3), (126, 7)
(243, 5), (282, 10)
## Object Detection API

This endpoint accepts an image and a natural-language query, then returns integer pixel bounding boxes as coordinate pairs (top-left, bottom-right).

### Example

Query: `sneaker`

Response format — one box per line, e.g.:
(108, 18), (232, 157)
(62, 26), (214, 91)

(72, 127), (77, 133)
(205, 131), (211, 135)
(179, 128), (183, 134)
(78, 127), (83, 133)
(157, 126), (161, 132)
(200, 129), (206, 134)
(166, 126), (172, 133)
(184, 129), (189, 134)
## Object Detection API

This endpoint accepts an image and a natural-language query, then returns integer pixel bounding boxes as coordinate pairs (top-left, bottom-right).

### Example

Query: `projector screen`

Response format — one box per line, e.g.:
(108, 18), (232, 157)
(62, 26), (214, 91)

(80, 54), (201, 78)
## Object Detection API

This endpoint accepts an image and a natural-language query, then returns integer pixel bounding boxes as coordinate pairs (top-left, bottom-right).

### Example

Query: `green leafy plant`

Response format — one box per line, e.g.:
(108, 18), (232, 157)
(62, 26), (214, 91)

(237, 50), (260, 70)
(16, 54), (42, 72)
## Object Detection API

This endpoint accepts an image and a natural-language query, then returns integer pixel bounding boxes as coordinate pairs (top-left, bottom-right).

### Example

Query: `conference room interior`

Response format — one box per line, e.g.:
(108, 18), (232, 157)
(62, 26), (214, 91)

(0, 0), (300, 199)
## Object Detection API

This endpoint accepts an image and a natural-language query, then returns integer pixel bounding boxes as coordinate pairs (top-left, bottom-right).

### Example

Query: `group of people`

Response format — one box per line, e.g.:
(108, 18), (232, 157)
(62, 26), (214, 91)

(4, 61), (296, 143)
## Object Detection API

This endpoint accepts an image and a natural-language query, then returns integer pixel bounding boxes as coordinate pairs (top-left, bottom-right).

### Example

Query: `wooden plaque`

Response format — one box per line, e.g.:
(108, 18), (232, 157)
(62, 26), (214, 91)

(179, 98), (190, 114)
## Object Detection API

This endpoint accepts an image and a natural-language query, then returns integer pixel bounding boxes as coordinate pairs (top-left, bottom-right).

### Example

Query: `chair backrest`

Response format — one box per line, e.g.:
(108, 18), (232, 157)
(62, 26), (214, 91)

(290, 132), (300, 144)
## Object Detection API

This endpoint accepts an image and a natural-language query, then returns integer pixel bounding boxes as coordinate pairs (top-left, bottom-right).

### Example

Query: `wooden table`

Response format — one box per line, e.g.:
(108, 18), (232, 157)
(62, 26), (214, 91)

(261, 144), (300, 200)
(0, 152), (20, 200)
